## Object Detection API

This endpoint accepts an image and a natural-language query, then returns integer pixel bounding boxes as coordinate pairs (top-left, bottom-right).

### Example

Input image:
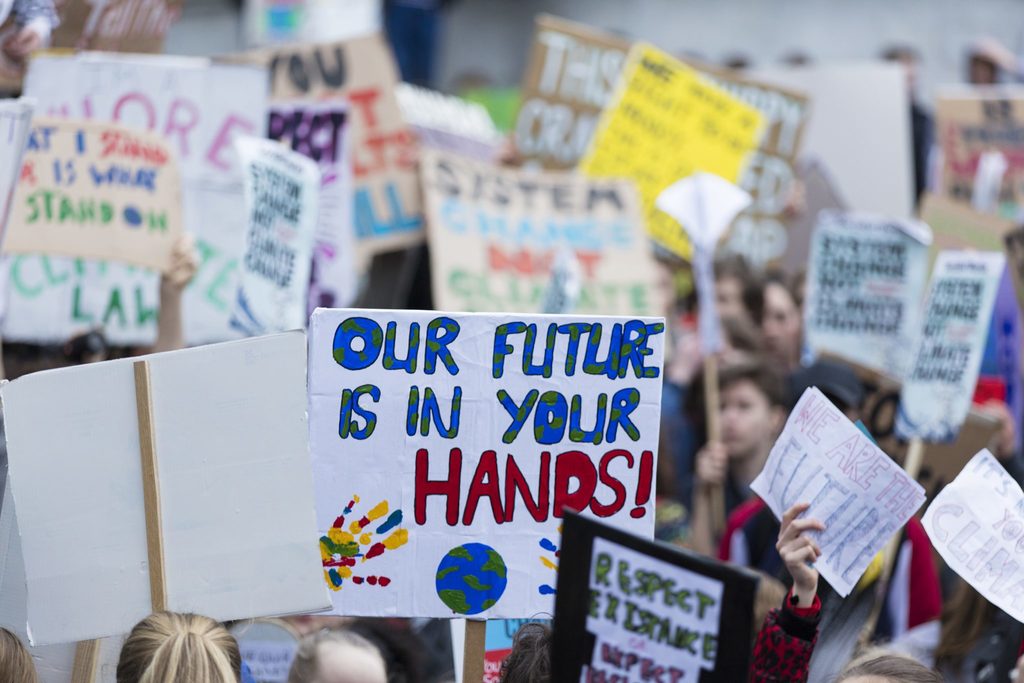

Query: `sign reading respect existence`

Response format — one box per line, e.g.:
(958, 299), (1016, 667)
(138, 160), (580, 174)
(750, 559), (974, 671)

(307, 309), (665, 619)
(751, 387), (926, 597)
(5, 118), (183, 271)
(551, 513), (758, 683)
(420, 149), (657, 316)
(804, 211), (931, 380)
(580, 43), (765, 260)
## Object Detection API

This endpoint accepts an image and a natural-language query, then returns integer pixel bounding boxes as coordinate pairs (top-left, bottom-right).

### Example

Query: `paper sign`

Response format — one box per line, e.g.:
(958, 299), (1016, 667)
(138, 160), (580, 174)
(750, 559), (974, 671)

(267, 101), (357, 312)
(551, 513), (757, 682)
(804, 211), (931, 380)
(896, 251), (1006, 442)
(3, 332), (329, 644)
(231, 137), (320, 336)
(751, 387), (926, 597)
(230, 620), (299, 683)
(19, 52), (269, 345)
(0, 99), (33, 245)
(421, 149), (657, 316)
(235, 34), (422, 254)
(482, 619), (550, 683)
(513, 14), (630, 169)
(396, 83), (502, 162)
(307, 308), (665, 618)
(4, 118), (183, 271)
(580, 43), (765, 260)
(923, 450), (1024, 622)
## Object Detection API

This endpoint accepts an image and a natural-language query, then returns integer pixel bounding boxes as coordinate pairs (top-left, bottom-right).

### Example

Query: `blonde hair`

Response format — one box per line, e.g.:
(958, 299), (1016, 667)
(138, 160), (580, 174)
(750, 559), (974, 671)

(839, 649), (942, 682)
(116, 612), (241, 683)
(0, 628), (38, 683)
(287, 628), (383, 683)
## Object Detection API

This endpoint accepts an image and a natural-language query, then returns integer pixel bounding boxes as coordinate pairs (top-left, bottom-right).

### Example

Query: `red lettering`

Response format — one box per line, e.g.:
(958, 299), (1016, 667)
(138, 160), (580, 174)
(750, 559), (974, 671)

(592, 449), (631, 516)
(463, 450), (504, 525)
(554, 450), (598, 517)
(504, 452), (550, 523)
(349, 88), (382, 128)
(112, 92), (157, 131)
(414, 447), (462, 526)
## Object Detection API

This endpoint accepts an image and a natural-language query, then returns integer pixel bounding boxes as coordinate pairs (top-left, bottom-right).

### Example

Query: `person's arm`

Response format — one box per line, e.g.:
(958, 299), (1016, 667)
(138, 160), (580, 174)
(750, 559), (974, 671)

(4, 0), (58, 59)
(688, 441), (727, 556)
(152, 235), (197, 354)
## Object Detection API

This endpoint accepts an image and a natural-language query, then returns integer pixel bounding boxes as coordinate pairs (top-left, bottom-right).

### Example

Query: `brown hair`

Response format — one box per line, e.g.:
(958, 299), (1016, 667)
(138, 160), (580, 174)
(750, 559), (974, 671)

(116, 612), (241, 683)
(838, 651), (942, 682)
(714, 253), (765, 323)
(718, 358), (788, 409)
(0, 628), (38, 683)
(933, 580), (993, 670)
(721, 315), (764, 356)
(499, 622), (550, 683)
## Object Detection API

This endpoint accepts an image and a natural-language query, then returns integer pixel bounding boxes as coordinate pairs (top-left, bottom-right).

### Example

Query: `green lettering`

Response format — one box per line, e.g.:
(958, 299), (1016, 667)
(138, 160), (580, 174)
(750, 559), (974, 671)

(9, 257), (43, 297)
(71, 286), (94, 323)
(102, 288), (127, 327)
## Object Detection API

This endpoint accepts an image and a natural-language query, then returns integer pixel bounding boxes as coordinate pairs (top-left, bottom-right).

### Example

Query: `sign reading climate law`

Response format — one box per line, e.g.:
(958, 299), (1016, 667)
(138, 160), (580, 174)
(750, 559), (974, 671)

(307, 309), (665, 619)
(421, 149), (656, 316)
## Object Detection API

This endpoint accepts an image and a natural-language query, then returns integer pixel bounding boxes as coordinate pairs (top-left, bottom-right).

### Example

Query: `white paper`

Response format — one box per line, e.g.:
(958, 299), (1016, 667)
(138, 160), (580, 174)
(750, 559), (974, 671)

(804, 210), (931, 379)
(396, 83), (502, 162)
(3, 331), (329, 645)
(751, 387), (926, 597)
(0, 98), (33, 247)
(896, 251), (1006, 442)
(583, 537), (721, 682)
(923, 450), (1024, 623)
(307, 309), (665, 619)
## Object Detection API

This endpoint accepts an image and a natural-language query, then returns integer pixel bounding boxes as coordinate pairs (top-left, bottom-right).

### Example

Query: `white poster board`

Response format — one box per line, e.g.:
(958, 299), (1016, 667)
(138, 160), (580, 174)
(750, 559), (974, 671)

(307, 308), (665, 618)
(0, 98), (33, 246)
(3, 332), (329, 645)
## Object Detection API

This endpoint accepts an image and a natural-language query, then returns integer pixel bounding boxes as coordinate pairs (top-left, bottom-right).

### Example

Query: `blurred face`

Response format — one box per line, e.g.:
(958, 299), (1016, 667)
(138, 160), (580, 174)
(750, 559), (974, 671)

(969, 55), (998, 85)
(762, 282), (802, 369)
(315, 642), (388, 683)
(715, 276), (746, 322)
(719, 379), (783, 460)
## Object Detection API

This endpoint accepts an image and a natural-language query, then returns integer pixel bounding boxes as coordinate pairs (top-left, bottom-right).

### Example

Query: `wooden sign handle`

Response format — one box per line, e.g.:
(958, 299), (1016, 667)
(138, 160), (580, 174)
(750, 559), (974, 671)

(703, 355), (726, 537)
(70, 639), (100, 683)
(134, 360), (167, 612)
(463, 619), (486, 683)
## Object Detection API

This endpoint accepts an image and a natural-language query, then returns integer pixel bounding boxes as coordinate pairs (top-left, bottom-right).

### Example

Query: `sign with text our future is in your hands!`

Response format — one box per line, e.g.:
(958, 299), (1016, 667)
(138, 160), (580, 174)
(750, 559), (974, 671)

(896, 251), (1005, 442)
(421, 149), (656, 316)
(552, 513), (757, 683)
(580, 44), (764, 260)
(5, 118), (183, 271)
(751, 387), (926, 597)
(307, 309), (665, 619)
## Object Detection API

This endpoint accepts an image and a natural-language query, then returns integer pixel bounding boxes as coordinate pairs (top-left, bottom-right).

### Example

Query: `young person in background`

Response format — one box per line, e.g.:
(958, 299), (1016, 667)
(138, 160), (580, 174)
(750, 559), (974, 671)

(116, 612), (241, 683)
(760, 271), (804, 374)
(0, 627), (38, 683)
(288, 628), (389, 683)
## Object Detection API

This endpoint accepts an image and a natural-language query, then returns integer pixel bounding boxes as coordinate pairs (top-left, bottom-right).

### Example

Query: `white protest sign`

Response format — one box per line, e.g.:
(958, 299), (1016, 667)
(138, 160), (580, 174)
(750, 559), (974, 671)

(923, 450), (1024, 623)
(804, 211), (931, 379)
(751, 387), (926, 597)
(308, 309), (665, 619)
(3, 332), (328, 645)
(396, 83), (502, 161)
(20, 52), (269, 345)
(896, 251), (1006, 442)
(0, 98), (33, 246)
(232, 137), (319, 336)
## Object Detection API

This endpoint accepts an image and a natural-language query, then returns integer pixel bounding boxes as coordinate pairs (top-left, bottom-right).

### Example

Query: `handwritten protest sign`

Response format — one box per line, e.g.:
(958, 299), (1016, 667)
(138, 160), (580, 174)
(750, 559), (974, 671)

(236, 34), (421, 254)
(4, 118), (182, 271)
(20, 52), (269, 345)
(751, 387), (926, 597)
(923, 450), (1024, 623)
(268, 101), (356, 312)
(513, 14), (629, 169)
(3, 332), (328, 644)
(230, 620), (299, 683)
(580, 44), (764, 260)
(421, 149), (656, 316)
(396, 83), (502, 162)
(308, 309), (665, 618)
(0, 99), (33, 244)
(804, 211), (931, 380)
(551, 513), (757, 682)
(232, 136), (319, 335)
(896, 251), (1006, 442)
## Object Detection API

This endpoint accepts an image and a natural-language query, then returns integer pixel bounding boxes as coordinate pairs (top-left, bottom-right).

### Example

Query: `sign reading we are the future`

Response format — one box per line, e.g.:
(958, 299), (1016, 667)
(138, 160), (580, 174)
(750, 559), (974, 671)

(307, 309), (665, 619)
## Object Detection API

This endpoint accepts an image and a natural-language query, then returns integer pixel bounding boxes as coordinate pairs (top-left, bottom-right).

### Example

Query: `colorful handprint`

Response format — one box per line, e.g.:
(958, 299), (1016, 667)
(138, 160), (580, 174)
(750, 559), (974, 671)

(320, 495), (409, 591)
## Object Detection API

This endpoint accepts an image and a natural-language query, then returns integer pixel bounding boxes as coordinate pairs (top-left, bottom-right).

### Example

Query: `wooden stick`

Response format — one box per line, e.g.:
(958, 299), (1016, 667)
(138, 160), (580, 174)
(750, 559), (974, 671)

(134, 360), (167, 612)
(703, 354), (726, 537)
(462, 619), (486, 683)
(70, 639), (100, 683)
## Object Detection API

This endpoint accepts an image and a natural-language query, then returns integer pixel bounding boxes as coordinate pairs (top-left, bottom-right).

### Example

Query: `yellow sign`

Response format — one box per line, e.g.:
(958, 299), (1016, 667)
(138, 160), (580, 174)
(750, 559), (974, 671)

(580, 44), (765, 259)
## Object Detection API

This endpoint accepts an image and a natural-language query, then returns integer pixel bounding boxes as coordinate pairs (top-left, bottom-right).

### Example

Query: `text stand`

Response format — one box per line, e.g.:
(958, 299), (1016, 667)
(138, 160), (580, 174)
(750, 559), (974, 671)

(71, 639), (100, 683)
(134, 359), (168, 612)
(463, 619), (486, 683)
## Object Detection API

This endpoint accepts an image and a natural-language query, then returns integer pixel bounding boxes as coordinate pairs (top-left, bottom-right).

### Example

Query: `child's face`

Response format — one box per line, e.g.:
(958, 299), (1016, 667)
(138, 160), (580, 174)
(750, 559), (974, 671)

(715, 276), (746, 322)
(719, 379), (782, 460)
(762, 282), (802, 367)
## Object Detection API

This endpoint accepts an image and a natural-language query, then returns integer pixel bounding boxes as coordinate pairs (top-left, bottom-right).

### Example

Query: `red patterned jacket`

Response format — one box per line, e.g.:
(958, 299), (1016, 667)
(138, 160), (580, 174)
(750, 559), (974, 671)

(750, 590), (822, 683)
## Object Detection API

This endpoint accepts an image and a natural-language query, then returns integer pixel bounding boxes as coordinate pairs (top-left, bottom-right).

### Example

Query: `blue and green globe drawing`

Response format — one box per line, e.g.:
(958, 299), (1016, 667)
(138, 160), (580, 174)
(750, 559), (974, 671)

(435, 543), (508, 615)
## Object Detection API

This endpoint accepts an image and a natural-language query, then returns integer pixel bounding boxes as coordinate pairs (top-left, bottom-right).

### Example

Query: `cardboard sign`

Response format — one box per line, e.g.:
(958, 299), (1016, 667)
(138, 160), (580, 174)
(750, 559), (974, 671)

(307, 309), (665, 618)
(513, 14), (630, 170)
(232, 136), (320, 335)
(804, 211), (931, 380)
(268, 101), (357, 312)
(421, 149), (657, 316)
(4, 118), (183, 271)
(396, 83), (502, 162)
(579, 44), (764, 260)
(917, 410), (1001, 502)
(3, 332), (329, 644)
(923, 450), (1024, 623)
(751, 387), (926, 597)
(21, 52), (269, 345)
(0, 99), (33, 245)
(936, 88), (1024, 211)
(235, 34), (421, 254)
(920, 193), (1013, 261)
(896, 251), (1006, 442)
(551, 513), (758, 683)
